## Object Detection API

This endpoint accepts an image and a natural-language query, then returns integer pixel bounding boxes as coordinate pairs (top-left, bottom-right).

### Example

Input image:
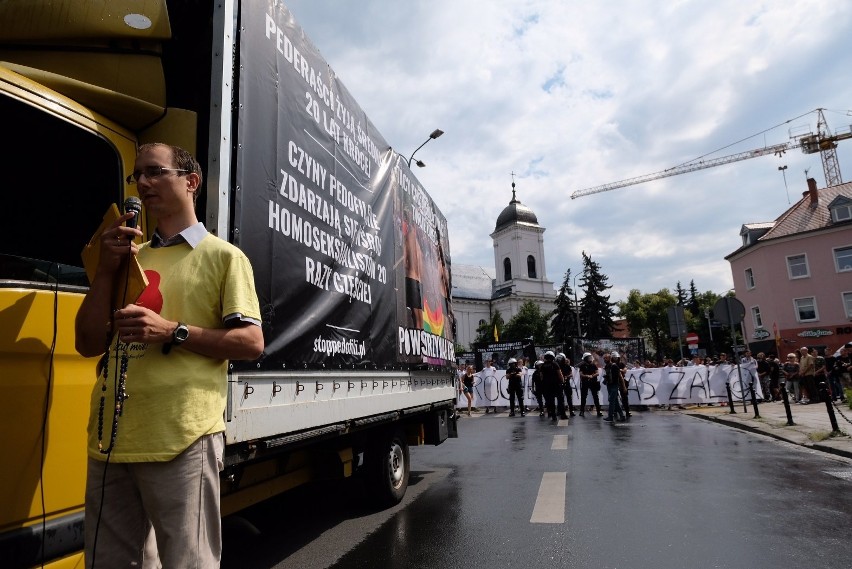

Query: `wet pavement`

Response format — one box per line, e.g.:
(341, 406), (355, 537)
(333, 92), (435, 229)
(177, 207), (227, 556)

(224, 406), (852, 569)
(337, 409), (852, 569)
(685, 398), (852, 459)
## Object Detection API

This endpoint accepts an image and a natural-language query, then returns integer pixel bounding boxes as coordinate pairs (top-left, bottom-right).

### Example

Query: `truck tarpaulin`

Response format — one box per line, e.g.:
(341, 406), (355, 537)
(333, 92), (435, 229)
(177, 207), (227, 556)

(236, 2), (454, 370)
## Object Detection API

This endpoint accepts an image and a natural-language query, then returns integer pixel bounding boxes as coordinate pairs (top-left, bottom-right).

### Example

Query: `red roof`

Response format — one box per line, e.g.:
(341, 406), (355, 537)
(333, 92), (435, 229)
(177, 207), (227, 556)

(759, 181), (852, 240)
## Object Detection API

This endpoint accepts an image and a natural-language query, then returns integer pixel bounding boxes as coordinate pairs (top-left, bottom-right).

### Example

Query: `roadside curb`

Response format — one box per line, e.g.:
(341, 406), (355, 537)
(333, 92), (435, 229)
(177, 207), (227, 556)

(688, 412), (852, 460)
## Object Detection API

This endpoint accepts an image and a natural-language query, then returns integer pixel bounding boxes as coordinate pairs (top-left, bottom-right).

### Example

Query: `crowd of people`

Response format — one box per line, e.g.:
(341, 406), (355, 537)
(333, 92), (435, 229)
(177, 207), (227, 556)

(457, 341), (852, 421)
(457, 350), (634, 424)
(768, 344), (851, 405)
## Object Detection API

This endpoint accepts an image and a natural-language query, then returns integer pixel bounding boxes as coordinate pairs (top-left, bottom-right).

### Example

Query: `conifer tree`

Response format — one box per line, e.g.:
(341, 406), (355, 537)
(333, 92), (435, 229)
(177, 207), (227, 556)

(675, 281), (687, 305)
(550, 268), (580, 344)
(688, 280), (700, 314)
(578, 251), (617, 337)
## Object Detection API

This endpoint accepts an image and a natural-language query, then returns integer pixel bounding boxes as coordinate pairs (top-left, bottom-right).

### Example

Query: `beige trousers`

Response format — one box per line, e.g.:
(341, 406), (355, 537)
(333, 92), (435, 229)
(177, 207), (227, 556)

(84, 433), (224, 568)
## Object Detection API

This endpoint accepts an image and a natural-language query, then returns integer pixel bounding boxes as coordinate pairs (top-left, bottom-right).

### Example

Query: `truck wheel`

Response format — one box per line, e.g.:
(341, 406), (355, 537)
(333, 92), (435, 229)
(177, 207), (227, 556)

(367, 429), (409, 507)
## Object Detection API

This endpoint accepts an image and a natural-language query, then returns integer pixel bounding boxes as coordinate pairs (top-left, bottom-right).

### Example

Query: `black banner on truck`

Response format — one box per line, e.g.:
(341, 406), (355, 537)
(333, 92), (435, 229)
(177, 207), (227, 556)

(235, 2), (453, 370)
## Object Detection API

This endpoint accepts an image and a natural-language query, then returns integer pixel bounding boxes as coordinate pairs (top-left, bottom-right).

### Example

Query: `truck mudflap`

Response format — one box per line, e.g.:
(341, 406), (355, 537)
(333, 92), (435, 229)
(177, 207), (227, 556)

(447, 407), (460, 439)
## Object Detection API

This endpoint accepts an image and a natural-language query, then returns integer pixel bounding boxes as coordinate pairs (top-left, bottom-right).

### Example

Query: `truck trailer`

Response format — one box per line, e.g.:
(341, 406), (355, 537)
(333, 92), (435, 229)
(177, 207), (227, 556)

(0, 1), (458, 567)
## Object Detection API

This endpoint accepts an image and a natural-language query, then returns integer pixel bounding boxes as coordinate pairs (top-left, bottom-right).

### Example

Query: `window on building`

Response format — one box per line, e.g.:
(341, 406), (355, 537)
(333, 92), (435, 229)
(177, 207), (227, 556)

(831, 202), (852, 223)
(843, 292), (852, 319)
(503, 258), (512, 282)
(793, 297), (818, 322)
(834, 246), (852, 272)
(751, 306), (763, 328)
(527, 255), (537, 279)
(744, 268), (755, 289)
(786, 254), (809, 279)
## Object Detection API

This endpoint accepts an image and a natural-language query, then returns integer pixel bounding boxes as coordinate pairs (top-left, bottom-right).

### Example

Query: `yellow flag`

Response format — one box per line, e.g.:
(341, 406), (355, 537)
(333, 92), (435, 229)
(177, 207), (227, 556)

(493, 324), (499, 342)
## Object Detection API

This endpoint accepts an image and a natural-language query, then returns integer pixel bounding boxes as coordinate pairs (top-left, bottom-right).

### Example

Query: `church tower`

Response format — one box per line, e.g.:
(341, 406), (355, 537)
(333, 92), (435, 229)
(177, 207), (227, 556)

(489, 181), (555, 318)
(449, 180), (557, 349)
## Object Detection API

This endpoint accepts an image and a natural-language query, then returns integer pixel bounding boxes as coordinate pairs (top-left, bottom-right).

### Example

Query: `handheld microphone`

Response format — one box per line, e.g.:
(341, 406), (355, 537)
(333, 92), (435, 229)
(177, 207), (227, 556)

(123, 196), (142, 230)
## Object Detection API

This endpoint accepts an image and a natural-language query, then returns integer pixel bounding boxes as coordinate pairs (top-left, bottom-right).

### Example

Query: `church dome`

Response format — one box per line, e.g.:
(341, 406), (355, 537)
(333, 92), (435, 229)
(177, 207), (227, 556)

(494, 185), (539, 231)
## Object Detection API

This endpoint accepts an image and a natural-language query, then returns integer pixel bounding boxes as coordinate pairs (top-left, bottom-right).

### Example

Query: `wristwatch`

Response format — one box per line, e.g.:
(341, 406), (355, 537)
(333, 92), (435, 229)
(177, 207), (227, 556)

(162, 322), (189, 355)
(173, 322), (190, 345)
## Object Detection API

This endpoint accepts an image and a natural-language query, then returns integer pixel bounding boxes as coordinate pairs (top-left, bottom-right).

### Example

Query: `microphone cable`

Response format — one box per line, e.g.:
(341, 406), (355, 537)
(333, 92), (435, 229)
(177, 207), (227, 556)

(90, 232), (136, 568)
(35, 262), (61, 568)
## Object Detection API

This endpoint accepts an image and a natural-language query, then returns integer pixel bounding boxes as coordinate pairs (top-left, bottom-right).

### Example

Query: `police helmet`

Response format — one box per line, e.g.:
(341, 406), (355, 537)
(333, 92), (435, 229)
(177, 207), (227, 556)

(583, 352), (593, 361)
(534, 360), (543, 368)
(611, 351), (620, 359)
(555, 352), (566, 361)
(507, 357), (518, 365)
(544, 350), (555, 360)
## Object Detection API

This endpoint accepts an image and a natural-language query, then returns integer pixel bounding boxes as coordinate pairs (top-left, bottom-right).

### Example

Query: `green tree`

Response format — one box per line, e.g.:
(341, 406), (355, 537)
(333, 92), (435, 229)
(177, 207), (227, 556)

(684, 292), (707, 337)
(503, 300), (550, 343)
(550, 268), (580, 344)
(473, 310), (505, 345)
(617, 288), (680, 361)
(675, 281), (687, 305)
(684, 289), (724, 355)
(578, 251), (616, 337)
(687, 280), (700, 314)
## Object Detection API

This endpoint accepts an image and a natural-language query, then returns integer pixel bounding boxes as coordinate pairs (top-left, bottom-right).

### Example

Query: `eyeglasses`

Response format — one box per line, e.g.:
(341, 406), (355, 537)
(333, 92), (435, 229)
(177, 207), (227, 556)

(126, 166), (189, 184)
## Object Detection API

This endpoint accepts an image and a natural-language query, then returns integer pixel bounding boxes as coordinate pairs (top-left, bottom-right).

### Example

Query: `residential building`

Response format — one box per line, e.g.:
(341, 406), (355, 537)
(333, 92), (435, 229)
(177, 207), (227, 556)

(726, 178), (852, 355)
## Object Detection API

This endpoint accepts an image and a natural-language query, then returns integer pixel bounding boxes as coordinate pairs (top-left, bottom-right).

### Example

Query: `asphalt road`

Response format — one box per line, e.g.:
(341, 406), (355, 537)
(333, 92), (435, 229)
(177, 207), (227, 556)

(222, 410), (852, 569)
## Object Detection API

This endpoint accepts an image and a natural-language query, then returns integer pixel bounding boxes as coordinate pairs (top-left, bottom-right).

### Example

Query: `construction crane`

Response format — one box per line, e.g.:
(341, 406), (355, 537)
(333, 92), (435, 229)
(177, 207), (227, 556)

(570, 108), (852, 199)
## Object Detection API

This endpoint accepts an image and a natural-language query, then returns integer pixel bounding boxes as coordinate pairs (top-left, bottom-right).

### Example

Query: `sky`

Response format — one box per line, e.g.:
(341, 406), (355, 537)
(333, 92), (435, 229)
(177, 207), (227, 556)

(283, 0), (852, 306)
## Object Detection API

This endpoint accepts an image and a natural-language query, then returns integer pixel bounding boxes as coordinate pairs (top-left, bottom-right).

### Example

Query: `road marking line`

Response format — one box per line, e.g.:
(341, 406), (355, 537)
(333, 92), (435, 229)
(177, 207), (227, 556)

(551, 435), (568, 450)
(530, 472), (566, 524)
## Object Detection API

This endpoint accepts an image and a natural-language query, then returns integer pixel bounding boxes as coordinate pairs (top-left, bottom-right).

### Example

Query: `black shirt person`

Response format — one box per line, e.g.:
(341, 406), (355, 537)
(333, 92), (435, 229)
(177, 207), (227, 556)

(506, 358), (525, 416)
(577, 352), (602, 417)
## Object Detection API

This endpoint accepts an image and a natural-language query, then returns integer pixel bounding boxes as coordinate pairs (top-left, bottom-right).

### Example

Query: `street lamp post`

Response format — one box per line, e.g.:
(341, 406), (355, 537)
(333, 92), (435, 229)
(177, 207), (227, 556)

(573, 272), (582, 360)
(573, 273), (582, 339)
(407, 129), (444, 168)
(704, 307), (715, 356)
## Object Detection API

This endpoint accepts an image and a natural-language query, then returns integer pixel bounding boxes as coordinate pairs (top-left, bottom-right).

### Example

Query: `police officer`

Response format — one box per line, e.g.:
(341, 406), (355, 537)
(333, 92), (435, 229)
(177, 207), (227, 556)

(506, 358), (525, 417)
(556, 352), (576, 417)
(577, 352), (603, 417)
(614, 351), (631, 418)
(531, 360), (545, 416)
(604, 351), (626, 423)
(541, 351), (568, 422)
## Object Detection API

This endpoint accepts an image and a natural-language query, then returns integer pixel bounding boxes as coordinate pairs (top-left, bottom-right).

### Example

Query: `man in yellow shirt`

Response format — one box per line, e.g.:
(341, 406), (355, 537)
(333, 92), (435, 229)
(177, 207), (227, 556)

(76, 143), (264, 568)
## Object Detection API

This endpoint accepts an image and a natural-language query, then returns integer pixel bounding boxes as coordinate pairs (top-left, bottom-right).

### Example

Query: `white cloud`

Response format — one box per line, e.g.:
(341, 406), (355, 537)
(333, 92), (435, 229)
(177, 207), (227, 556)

(283, 0), (852, 301)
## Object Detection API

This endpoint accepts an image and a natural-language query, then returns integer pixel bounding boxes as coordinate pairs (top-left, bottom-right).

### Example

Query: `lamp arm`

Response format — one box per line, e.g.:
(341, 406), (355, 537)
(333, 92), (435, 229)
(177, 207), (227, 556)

(407, 139), (431, 167)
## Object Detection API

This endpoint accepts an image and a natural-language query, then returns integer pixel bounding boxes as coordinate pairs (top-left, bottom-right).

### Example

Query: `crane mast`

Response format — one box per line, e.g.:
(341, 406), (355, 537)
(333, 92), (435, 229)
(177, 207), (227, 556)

(805, 109), (844, 187)
(570, 108), (852, 199)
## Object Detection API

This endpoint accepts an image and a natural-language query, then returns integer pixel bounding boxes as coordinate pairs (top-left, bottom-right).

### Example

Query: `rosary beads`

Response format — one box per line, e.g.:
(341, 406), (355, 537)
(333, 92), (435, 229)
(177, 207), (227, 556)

(97, 346), (130, 453)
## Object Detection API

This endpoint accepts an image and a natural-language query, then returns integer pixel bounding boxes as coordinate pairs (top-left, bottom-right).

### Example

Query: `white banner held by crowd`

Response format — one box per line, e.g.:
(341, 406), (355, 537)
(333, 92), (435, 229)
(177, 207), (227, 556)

(457, 365), (763, 408)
